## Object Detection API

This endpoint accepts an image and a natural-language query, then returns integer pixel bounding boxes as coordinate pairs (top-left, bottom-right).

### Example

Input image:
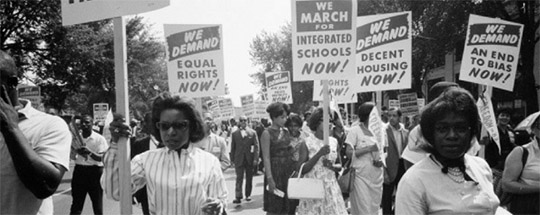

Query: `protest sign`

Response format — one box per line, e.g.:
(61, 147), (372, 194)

(218, 98), (234, 120)
(459, 14), (523, 92)
(368, 106), (385, 165)
(18, 86), (41, 110)
(417, 98), (425, 111)
(266, 71), (293, 104)
(398, 92), (419, 117)
(355, 11), (412, 92)
(240, 94), (255, 117)
(253, 100), (269, 121)
(164, 24), (225, 97)
(292, 0), (357, 81)
(388, 99), (399, 110)
(206, 99), (220, 119)
(61, 0), (169, 26)
(313, 79), (357, 103)
(477, 96), (500, 152)
(93, 103), (109, 124)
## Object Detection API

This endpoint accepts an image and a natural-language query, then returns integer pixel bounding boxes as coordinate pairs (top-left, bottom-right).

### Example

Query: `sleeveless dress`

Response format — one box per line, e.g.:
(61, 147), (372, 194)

(296, 135), (347, 215)
(263, 127), (297, 214)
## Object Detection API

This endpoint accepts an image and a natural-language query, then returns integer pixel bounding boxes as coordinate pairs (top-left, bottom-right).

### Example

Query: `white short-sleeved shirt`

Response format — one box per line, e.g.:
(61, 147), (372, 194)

(74, 131), (108, 166)
(396, 154), (499, 214)
(0, 100), (71, 214)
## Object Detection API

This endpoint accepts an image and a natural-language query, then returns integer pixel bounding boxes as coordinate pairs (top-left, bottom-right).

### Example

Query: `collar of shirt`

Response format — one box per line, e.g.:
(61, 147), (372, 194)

(16, 99), (39, 121)
(166, 143), (194, 155)
(150, 135), (164, 148)
(389, 123), (405, 132)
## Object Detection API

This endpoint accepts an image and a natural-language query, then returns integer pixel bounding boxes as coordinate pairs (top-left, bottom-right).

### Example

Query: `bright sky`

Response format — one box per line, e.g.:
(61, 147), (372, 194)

(139, 0), (291, 106)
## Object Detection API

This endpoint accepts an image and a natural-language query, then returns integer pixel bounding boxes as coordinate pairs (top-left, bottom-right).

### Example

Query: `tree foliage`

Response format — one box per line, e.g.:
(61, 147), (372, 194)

(250, 23), (315, 113)
(1, 0), (167, 118)
(250, 0), (538, 114)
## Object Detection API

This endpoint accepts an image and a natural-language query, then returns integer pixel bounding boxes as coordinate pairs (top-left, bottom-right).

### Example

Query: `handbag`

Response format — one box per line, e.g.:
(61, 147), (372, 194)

(287, 163), (325, 200)
(338, 143), (355, 194)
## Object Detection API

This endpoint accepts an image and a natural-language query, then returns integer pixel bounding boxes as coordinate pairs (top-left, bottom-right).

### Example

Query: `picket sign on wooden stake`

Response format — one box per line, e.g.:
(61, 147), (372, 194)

(323, 80), (330, 146)
(113, 16), (132, 215)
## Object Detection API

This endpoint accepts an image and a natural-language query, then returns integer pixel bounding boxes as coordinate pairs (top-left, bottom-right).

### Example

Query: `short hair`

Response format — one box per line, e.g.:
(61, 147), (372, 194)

(285, 113), (303, 127)
(266, 102), (290, 120)
(388, 107), (402, 117)
(261, 118), (270, 127)
(82, 114), (93, 122)
(308, 107), (325, 131)
(303, 111), (312, 119)
(428, 81), (459, 102)
(496, 108), (512, 116)
(357, 102), (375, 123)
(420, 87), (478, 149)
(151, 92), (205, 143)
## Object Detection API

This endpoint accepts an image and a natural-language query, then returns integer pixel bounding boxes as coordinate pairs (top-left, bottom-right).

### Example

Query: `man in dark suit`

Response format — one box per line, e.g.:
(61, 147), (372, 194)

(130, 113), (162, 215)
(382, 107), (409, 215)
(230, 116), (259, 204)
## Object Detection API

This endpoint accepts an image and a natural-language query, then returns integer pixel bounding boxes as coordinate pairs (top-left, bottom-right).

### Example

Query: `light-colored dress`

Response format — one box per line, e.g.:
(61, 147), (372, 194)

(345, 126), (383, 215)
(297, 134), (347, 215)
(396, 154), (499, 214)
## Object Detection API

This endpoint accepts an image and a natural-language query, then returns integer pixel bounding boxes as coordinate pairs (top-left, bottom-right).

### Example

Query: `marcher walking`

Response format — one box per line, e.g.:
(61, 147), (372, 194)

(231, 116), (259, 203)
(70, 115), (109, 215)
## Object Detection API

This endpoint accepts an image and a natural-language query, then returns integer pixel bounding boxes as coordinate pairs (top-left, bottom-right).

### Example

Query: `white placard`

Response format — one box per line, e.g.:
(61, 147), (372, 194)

(291, 0), (357, 81)
(164, 24), (225, 98)
(459, 14), (523, 92)
(266, 71), (293, 104)
(61, 0), (169, 26)
(312, 79), (357, 103)
(355, 11), (412, 93)
(477, 96), (500, 152)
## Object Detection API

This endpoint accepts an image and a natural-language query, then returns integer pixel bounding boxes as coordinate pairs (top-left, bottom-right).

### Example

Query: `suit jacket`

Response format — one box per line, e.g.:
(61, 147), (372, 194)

(385, 124), (409, 183)
(230, 128), (259, 166)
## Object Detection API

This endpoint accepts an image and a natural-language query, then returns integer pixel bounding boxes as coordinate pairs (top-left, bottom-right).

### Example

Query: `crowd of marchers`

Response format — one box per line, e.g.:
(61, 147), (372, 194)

(2, 49), (539, 215)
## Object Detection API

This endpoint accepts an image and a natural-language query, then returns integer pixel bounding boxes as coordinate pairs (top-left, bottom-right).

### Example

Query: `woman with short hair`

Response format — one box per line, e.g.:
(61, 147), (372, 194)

(296, 107), (347, 215)
(102, 92), (228, 215)
(395, 87), (499, 214)
(260, 102), (296, 215)
(345, 102), (384, 215)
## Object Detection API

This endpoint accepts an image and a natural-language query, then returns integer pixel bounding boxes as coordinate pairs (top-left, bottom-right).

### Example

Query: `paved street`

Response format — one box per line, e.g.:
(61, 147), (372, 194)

(53, 162), (266, 215)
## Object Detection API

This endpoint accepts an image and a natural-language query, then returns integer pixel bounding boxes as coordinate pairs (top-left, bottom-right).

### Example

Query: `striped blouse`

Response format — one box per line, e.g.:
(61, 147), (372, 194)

(101, 143), (228, 215)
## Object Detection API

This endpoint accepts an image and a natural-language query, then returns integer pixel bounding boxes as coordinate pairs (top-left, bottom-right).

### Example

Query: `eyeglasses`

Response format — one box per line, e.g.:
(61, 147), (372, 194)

(434, 124), (471, 135)
(239, 119), (247, 122)
(156, 120), (189, 131)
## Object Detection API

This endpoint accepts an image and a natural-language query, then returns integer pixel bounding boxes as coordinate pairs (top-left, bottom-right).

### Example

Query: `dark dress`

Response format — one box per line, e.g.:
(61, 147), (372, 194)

(263, 127), (297, 214)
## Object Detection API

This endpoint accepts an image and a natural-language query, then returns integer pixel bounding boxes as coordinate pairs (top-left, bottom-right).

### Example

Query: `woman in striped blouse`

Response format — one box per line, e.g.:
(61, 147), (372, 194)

(102, 93), (228, 215)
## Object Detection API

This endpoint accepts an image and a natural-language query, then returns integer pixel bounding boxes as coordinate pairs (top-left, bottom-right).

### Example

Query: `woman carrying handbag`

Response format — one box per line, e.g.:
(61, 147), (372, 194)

(295, 107), (347, 215)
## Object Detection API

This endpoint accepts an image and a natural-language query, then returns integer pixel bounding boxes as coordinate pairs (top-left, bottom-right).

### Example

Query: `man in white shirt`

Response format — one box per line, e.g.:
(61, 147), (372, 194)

(0, 50), (71, 214)
(70, 115), (109, 214)
(382, 107), (409, 215)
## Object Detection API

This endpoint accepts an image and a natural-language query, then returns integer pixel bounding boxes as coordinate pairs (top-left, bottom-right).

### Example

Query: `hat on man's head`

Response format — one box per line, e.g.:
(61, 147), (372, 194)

(428, 81), (459, 102)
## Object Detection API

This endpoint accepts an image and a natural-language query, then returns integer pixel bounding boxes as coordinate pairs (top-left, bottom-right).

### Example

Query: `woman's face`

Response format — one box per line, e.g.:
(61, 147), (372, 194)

(433, 112), (472, 160)
(497, 112), (511, 126)
(158, 109), (190, 150)
(272, 112), (288, 127)
(287, 121), (301, 137)
(315, 117), (334, 139)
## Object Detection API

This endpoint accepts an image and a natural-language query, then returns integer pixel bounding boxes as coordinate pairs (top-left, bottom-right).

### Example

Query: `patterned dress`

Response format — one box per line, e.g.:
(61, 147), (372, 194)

(296, 134), (347, 215)
(263, 127), (297, 214)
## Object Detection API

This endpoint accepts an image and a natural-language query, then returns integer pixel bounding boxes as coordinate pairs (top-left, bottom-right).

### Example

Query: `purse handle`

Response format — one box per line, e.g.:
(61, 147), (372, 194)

(297, 163), (306, 179)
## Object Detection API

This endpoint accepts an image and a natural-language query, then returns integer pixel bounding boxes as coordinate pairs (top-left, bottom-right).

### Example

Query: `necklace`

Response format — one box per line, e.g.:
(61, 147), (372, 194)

(446, 167), (465, 184)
